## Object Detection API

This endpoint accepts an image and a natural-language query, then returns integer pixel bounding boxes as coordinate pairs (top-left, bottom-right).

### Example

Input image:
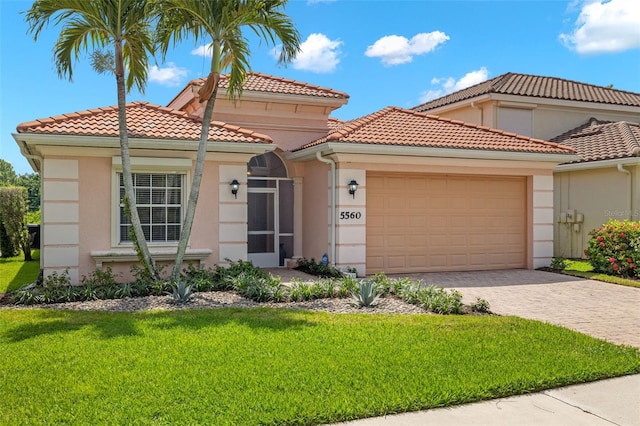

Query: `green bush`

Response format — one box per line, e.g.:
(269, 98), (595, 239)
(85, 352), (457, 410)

(585, 220), (640, 277)
(550, 257), (567, 271)
(294, 258), (343, 278)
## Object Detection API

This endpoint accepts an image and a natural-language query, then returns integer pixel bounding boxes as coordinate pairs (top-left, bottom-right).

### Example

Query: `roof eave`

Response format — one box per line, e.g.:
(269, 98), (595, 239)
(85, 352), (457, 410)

(13, 132), (274, 156)
(287, 142), (579, 163)
(555, 156), (640, 172)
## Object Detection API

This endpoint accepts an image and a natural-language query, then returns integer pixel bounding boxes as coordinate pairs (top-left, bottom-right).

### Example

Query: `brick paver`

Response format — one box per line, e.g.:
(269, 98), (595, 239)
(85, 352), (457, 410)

(394, 270), (640, 348)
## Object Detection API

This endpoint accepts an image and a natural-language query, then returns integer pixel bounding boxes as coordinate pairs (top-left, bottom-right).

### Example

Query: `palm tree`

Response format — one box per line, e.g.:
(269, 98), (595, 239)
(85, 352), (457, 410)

(25, 0), (160, 280)
(152, 0), (300, 281)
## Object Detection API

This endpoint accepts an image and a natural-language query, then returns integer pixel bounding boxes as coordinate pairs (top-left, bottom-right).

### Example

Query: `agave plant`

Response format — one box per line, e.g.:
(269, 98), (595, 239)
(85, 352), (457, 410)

(350, 280), (380, 308)
(171, 281), (194, 304)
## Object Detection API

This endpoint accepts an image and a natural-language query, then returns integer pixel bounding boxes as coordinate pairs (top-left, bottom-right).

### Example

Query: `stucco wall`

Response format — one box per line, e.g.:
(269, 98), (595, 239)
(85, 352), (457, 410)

(554, 165), (637, 258)
(301, 160), (330, 262)
(533, 106), (640, 141)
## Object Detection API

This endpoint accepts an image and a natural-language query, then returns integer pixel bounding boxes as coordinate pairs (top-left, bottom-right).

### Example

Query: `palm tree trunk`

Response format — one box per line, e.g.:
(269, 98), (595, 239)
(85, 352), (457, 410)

(171, 75), (219, 281)
(115, 39), (159, 281)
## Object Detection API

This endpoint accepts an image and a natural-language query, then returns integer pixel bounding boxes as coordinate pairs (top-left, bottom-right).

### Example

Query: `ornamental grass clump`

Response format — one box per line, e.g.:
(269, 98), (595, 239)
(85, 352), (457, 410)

(585, 220), (640, 278)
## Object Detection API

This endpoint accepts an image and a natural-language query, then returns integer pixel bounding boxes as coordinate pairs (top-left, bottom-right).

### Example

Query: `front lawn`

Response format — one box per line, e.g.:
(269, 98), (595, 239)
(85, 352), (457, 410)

(0, 250), (40, 294)
(563, 259), (640, 288)
(1, 308), (638, 425)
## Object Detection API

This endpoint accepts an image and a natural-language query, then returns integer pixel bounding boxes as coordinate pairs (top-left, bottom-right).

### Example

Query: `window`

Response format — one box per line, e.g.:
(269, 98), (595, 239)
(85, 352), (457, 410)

(119, 173), (183, 243)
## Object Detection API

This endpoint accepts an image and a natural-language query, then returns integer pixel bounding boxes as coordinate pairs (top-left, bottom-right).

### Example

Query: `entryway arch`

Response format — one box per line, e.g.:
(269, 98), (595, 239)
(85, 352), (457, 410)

(247, 152), (293, 267)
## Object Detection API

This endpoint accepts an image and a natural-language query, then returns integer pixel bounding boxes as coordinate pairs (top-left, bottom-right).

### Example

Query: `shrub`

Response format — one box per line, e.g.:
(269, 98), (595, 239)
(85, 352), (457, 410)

(471, 297), (491, 313)
(0, 214), (18, 257)
(294, 258), (343, 278)
(585, 220), (640, 278)
(397, 281), (463, 314)
(230, 272), (286, 302)
(550, 257), (567, 271)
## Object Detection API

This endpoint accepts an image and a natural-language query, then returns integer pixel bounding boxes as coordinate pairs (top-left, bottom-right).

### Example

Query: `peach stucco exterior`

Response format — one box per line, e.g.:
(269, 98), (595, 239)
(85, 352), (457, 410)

(16, 73), (583, 284)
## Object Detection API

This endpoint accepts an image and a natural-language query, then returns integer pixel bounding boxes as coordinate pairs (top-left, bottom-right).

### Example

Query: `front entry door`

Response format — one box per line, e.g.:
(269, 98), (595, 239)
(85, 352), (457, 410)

(248, 187), (278, 267)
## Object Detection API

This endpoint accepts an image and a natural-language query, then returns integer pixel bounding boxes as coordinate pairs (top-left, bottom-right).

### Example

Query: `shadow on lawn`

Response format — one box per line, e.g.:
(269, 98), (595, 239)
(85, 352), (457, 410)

(1, 307), (316, 343)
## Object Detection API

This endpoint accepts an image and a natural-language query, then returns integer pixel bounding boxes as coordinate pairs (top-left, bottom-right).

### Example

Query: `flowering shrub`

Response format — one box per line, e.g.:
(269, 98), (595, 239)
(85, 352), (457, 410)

(585, 220), (640, 278)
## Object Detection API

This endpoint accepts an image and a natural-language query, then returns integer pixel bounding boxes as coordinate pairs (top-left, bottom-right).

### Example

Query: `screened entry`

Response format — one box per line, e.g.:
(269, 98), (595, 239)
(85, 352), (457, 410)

(247, 152), (293, 267)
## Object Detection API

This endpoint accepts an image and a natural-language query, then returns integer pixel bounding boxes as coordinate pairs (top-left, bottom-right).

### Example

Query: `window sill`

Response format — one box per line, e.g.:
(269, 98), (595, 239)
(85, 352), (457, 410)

(90, 248), (212, 270)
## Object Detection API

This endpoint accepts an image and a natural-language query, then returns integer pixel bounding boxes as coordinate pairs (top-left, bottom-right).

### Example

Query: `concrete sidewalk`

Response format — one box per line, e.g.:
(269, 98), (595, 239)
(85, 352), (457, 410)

(332, 374), (639, 426)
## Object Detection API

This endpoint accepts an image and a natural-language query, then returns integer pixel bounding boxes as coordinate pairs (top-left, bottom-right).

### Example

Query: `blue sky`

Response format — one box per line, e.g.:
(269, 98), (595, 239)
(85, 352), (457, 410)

(1, 0), (639, 174)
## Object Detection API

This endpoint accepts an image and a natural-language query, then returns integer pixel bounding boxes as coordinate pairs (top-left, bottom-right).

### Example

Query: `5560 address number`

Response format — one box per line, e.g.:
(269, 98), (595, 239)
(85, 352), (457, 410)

(339, 211), (362, 220)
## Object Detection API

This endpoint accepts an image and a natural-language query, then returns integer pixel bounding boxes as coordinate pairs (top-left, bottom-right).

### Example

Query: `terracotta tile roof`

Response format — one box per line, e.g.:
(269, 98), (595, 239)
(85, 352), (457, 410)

(414, 72), (640, 111)
(551, 118), (640, 163)
(16, 101), (272, 143)
(297, 106), (576, 155)
(190, 72), (350, 100)
(327, 117), (347, 131)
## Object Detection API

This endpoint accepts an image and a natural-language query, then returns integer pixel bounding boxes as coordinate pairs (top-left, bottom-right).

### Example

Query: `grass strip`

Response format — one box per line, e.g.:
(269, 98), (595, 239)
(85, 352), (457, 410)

(563, 259), (640, 288)
(0, 250), (40, 294)
(1, 308), (638, 425)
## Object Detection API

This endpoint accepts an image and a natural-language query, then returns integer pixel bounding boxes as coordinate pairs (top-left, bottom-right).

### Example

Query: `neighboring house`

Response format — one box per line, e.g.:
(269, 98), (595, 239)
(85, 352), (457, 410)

(415, 72), (640, 259)
(14, 72), (576, 284)
(551, 119), (640, 258)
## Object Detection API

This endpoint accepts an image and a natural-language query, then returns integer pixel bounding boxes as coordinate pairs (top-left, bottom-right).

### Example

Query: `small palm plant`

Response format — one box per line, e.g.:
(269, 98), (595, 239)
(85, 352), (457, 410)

(171, 281), (194, 304)
(350, 280), (380, 308)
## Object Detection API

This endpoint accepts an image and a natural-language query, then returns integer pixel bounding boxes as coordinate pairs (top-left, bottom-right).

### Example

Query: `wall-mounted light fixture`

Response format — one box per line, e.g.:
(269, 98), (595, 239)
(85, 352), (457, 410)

(348, 179), (359, 198)
(230, 179), (240, 199)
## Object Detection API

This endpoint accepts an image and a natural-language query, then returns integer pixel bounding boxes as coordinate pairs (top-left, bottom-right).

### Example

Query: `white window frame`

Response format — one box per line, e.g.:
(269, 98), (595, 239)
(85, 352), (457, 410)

(111, 157), (192, 248)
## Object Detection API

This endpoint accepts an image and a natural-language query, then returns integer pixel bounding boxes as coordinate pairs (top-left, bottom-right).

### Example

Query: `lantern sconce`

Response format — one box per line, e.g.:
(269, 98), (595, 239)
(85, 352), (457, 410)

(348, 179), (359, 198)
(230, 179), (240, 199)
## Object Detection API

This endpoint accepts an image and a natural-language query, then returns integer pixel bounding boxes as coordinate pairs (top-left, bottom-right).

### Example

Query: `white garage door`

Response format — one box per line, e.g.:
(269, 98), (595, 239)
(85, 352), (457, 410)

(367, 173), (527, 273)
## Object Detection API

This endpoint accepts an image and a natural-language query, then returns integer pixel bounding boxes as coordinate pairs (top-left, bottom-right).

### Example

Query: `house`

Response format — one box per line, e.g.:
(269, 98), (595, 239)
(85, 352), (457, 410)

(414, 72), (640, 259)
(14, 72), (577, 284)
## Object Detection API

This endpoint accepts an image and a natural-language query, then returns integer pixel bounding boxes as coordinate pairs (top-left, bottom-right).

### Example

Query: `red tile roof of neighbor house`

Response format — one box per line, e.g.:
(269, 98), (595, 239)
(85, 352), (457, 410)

(551, 118), (640, 163)
(414, 72), (640, 111)
(190, 72), (350, 100)
(298, 106), (576, 155)
(16, 101), (272, 143)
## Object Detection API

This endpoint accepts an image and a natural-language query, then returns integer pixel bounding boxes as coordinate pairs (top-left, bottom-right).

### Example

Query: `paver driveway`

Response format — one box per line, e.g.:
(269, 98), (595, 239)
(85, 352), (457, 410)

(393, 269), (640, 348)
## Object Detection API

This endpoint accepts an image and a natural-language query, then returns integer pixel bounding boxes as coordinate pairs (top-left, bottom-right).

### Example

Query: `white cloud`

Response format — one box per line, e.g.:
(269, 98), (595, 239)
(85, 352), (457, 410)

(365, 31), (449, 66)
(191, 44), (213, 58)
(278, 33), (342, 73)
(148, 63), (189, 87)
(559, 0), (640, 54)
(307, 0), (335, 4)
(419, 67), (489, 103)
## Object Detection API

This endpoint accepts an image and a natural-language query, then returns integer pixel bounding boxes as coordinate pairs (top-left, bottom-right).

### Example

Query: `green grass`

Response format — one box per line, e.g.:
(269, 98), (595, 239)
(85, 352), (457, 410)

(0, 250), (40, 294)
(1, 308), (638, 425)
(563, 259), (640, 288)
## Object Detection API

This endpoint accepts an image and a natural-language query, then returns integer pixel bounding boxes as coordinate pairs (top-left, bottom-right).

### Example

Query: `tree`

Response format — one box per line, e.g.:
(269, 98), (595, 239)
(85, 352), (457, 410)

(0, 187), (32, 261)
(0, 159), (18, 187)
(25, 0), (160, 279)
(152, 0), (300, 280)
(16, 173), (41, 212)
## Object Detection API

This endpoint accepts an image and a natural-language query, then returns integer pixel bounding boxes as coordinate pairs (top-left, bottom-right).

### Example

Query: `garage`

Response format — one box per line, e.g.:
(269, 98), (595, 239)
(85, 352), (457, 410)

(366, 172), (527, 273)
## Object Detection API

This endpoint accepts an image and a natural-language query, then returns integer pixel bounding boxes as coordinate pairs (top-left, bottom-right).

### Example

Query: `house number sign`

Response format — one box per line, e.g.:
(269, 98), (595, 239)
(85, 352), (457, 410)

(339, 211), (362, 220)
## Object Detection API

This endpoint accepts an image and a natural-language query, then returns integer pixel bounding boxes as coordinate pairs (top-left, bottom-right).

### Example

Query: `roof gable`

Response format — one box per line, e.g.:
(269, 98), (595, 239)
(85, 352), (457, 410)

(16, 101), (272, 143)
(551, 118), (640, 163)
(298, 106), (575, 155)
(173, 71), (349, 103)
(414, 72), (640, 111)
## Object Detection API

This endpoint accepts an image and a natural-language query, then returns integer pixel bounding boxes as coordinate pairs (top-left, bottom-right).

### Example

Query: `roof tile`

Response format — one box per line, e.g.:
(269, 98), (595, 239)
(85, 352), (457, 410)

(551, 118), (640, 163)
(189, 72), (349, 100)
(414, 72), (640, 111)
(297, 107), (576, 155)
(16, 101), (272, 144)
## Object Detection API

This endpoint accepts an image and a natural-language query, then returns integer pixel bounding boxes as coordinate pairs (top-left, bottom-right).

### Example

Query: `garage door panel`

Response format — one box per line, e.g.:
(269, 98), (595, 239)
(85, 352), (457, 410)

(367, 172), (526, 273)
